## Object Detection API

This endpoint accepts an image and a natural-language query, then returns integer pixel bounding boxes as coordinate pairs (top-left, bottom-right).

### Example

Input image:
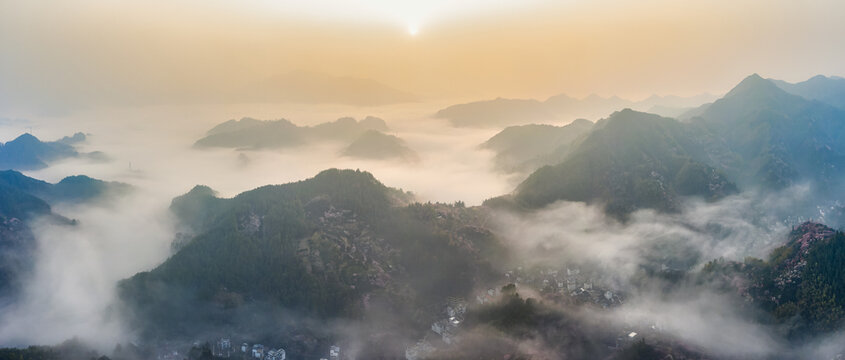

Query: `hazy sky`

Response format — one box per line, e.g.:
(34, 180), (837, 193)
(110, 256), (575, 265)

(2, 0), (844, 114)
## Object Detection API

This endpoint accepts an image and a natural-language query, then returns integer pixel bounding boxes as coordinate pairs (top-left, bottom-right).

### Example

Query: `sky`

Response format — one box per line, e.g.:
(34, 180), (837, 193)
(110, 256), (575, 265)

(2, 0), (845, 114)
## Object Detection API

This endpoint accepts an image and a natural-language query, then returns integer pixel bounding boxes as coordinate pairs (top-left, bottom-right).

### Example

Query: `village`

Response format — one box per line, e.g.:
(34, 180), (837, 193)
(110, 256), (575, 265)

(154, 338), (341, 360)
(404, 263), (663, 359)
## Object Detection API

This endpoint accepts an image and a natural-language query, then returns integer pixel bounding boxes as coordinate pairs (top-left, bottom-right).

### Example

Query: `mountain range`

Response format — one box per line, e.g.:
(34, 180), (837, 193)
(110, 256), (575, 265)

(771, 75), (845, 110)
(0, 133), (88, 170)
(483, 74), (845, 219)
(435, 92), (717, 128)
(119, 170), (504, 352)
(196, 116), (420, 163)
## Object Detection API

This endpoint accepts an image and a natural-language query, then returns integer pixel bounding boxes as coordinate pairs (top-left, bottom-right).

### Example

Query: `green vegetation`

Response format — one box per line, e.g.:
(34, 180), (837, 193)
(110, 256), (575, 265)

(702, 222), (845, 337)
(510, 109), (736, 218)
(693, 74), (845, 189)
(120, 169), (504, 340)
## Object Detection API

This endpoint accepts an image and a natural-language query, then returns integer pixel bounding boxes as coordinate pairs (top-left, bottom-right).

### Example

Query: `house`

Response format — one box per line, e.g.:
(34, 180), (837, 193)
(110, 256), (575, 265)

(214, 338), (232, 358)
(330, 345), (340, 358)
(252, 344), (265, 359)
(219, 338), (231, 350)
(266, 348), (286, 360)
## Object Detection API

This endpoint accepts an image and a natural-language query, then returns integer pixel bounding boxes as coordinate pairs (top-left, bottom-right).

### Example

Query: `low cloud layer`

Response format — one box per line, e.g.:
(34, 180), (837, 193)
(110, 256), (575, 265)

(486, 185), (836, 358)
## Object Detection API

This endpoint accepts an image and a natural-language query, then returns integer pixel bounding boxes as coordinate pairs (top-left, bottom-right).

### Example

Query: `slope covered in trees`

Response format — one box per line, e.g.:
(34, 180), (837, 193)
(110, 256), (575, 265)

(119, 169), (506, 341)
(506, 109), (736, 217)
(703, 222), (845, 337)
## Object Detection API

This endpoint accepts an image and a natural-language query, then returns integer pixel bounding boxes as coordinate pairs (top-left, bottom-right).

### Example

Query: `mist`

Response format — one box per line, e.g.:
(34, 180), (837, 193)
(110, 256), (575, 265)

(0, 102), (516, 351)
(1, 1), (844, 356)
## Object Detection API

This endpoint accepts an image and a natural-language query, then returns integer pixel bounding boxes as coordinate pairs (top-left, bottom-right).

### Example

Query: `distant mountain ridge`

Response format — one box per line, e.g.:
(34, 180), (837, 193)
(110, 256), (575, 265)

(494, 74), (845, 217)
(341, 130), (420, 163)
(0, 133), (85, 170)
(771, 75), (845, 110)
(481, 118), (593, 173)
(195, 116), (390, 149)
(436, 92), (716, 128)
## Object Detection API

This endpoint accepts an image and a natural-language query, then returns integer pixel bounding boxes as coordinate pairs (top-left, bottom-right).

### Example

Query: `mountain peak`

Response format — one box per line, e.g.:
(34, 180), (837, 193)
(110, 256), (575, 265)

(724, 73), (782, 99)
(9, 133), (42, 145)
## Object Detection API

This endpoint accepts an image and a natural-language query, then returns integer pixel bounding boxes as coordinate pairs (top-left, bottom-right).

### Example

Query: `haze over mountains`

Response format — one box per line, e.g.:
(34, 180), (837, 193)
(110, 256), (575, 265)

(3, 72), (845, 360)
(3, 0), (845, 357)
(0, 170), (129, 302)
(0, 133), (93, 170)
(436, 92), (718, 128)
(475, 75), (845, 222)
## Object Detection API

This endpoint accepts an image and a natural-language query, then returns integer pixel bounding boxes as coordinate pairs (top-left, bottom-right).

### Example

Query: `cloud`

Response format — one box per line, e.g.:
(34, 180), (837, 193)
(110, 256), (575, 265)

(0, 190), (174, 349)
(483, 186), (833, 358)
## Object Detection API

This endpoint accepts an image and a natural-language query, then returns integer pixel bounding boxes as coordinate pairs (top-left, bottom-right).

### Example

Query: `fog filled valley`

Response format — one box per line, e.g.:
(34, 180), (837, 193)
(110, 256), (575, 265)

(2, 72), (845, 360)
(4, 1), (845, 359)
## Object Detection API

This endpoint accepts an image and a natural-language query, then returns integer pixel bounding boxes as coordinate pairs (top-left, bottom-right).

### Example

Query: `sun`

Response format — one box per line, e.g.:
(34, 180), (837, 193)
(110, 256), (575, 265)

(407, 23), (419, 36)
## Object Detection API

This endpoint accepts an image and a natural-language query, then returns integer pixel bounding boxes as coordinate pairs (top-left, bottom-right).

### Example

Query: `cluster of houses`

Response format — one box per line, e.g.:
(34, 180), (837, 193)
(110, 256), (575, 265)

(206, 338), (288, 360)
(503, 265), (624, 308)
(430, 298), (467, 345)
(208, 338), (339, 360)
(405, 298), (468, 360)
(319, 345), (341, 360)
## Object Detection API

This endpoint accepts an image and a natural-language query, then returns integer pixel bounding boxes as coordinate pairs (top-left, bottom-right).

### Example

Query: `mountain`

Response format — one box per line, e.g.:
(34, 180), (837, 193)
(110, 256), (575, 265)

(341, 130), (419, 162)
(771, 75), (845, 110)
(55, 132), (87, 145)
(241, 71), (417, 106)
(194, 116), (390, 149)
(0, 171), (129, 300)
(0, 133), (79, 170)
(691, 74), (845, 189)
(481, 118), (593, 173)
(119, 169), (505, 343)
(434, 98), (554, 128)
(504, 109), (736, 217)
(703, 222), (845, 337)
(436, 93), (715, 128)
